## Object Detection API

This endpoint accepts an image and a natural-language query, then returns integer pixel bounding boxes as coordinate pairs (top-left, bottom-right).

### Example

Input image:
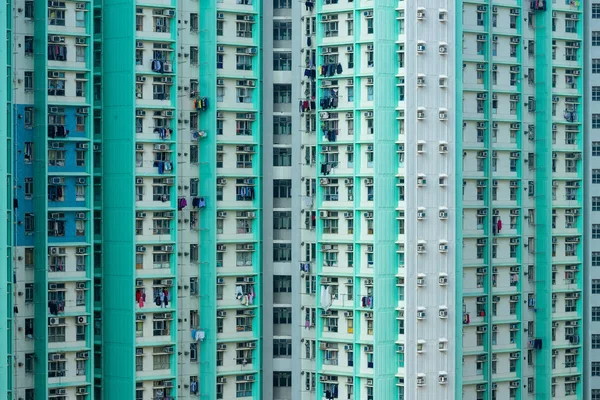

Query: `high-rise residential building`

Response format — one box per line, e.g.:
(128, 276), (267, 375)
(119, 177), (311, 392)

(586, 1), (600, 398)
(0, 1), (586, 400)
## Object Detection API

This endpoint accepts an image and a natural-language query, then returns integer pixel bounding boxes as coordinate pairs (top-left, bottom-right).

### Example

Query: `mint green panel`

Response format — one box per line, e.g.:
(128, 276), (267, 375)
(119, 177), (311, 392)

(198, 2), (218, 399)
(534, 7), (554, 399)
(32, 1), (49, 398)
(101, 1), (137, 399)
(373, 2), (398, 396)
(0, 0), (9, 397)
(454, 5), (464, 397)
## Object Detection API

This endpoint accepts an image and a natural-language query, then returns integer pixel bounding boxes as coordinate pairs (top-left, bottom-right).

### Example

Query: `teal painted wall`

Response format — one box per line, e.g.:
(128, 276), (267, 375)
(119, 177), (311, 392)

(32, 1), (49, 398)
(0, 0), (10, 398)
(101, 1), (137, 398)
(534, 6), (557, 398)
(373, 1), (400, 397)
(198, 2), (218, 398)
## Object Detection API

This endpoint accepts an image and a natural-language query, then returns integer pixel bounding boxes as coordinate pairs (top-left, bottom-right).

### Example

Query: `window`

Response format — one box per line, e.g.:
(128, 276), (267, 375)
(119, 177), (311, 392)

(594, 115), (600, 129)
(273, 180), (292, 198)
(24, 71), (33, 91)
(273, 243), (292, 262)
(236, 380), (253, 398)
(367, 85), (374, 101)
(273, 52), (292, 71)
(48, 326), (66, 343)
(236, 54), (253, 71)
(236, 87), (253, 103)
(24, 36), (33, 56)
(48, 8), (66, 26)
(25, 353), (34, 373)
(25, 1), (34, 18)
(190, 13), (198, 31)
(273, 20), (292, 40)
(594, 197), (600, 211)
(367, 17), (374, 34)
(24, 178), (33, 198)
(48, 359), (66, 377)
(595, 4), (600, 18)
(217, 21), (223, 36)
(594, 279), (600, 294)
(593, 334), (600, 349)
(76, 10), (86, 27)
(274, 0), (291, 8)
(190, 343), (198, 361)
(273, 372), (292, 387)
(154, 16), (169, 32)
(236, 21), (253, 38)
(594, 59), (600, 74)
(273, 148), (292, 166)
(274, 84), (292, 103)
(273, 338), (292, 357)
(273, 211), (291, 230)
(594, 225), (600, 239)
(273, 307), (292, 324)
(153, 349), (170, 370)
(25, 283), (34, 303)
(190, 46), (199, 65)
(236, 153), (253, 168)
(273, 116), (291, 135)
(593, 252), (600, 266)
(24, 213), (35, 234)
(274, 275), (292, 293)
(594, 362), (600, 376)
(593, 306), (600, 321)
(76, 289), (86, 306)
(48, 73), (66, 96)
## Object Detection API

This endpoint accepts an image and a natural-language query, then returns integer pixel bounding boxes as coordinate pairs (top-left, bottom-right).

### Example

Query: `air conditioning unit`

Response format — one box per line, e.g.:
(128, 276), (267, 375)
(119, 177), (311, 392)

(76, 351), (89, 359)
(76, 387), (87, 394)
(136, 41), (144, 48)
(136, 246), (146, 252)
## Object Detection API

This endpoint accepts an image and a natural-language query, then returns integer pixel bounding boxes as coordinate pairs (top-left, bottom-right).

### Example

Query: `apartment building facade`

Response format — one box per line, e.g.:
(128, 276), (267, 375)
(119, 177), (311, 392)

(0, 1), (587, 400)
(586, 1), (600, 398)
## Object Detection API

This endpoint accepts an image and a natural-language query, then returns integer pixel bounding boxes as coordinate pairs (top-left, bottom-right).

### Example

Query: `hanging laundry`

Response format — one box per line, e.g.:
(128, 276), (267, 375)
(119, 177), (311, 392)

(198, 198), (206, 208)
(178, 197), (188, 210)
(497, 219), (502, 231)
(235, 285), (244, 300)
(152, 59), (163, 73)
(320, 286), (332, 310)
